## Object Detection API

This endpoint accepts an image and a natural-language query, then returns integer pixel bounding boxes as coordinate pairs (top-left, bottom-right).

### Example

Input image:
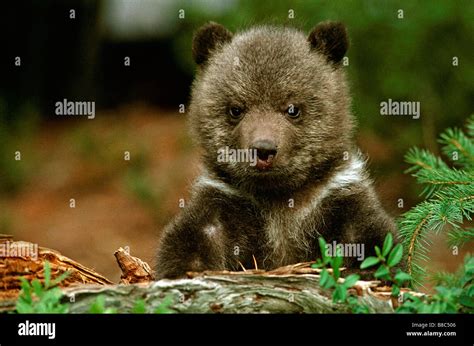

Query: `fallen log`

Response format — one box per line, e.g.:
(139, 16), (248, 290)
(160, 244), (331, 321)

(1, 235), (407, 313)
(63, 272), (394, 313)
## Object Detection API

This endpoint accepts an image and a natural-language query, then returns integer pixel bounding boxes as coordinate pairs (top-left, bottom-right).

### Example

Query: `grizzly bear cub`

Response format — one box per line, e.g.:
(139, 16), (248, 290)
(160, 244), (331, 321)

(155, 21), (396, 279)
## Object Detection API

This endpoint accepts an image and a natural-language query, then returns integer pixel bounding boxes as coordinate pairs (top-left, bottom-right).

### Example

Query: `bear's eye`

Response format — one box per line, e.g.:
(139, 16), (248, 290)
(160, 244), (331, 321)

(229, 106), (244, 119)
(286, 104), (300, 118)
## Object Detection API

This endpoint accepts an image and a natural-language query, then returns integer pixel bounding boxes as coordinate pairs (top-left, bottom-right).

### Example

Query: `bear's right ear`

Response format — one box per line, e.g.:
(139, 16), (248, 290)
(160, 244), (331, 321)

(192, 22), (233, 66)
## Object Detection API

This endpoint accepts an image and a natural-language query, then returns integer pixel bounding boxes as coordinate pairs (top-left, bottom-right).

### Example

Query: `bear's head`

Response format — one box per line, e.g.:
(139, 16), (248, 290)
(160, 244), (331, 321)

(189, 21), (354, 195)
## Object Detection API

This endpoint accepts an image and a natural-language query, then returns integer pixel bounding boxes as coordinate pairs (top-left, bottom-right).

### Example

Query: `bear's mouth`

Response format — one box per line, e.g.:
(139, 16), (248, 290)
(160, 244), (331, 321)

(255, 150), (276, 171)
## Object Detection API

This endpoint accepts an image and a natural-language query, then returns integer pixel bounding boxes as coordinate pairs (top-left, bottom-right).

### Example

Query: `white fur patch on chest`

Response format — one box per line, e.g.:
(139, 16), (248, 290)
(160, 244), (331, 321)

(195, 174), (241, 197)
(297, 156), (365, 220)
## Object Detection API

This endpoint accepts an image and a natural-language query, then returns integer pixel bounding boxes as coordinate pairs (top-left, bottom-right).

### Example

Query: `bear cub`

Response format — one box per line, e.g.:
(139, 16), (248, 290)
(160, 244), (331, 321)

(155, 21), (397, 279)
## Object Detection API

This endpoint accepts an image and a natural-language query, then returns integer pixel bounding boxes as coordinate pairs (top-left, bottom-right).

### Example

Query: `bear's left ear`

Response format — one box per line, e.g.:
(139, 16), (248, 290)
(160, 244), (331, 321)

(308, 21), (349, 64)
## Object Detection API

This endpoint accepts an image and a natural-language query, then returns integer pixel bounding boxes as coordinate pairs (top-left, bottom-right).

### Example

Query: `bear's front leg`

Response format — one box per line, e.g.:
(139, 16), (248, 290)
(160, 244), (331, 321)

(155, 200), (230, 279)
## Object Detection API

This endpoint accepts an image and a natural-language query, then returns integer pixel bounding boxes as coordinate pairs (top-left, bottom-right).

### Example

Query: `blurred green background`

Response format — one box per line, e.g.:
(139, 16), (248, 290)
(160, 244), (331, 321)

(1, 0), (473, 282)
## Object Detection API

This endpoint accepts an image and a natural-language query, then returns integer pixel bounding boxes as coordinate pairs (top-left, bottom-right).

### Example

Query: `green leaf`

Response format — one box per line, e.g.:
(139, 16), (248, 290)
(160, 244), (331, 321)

(332, 255), (343, 270)
(89, 295), (105, 313)
(326, 275), (336, 289)
(374, 265), (390, 279)
(343, 274), (360, 288)
(89, 295), (116, 314)
(331, 255), (343, 280)
(464, 285), (474, 298)
(382, 233), (393, 257)
(394, 271), (411, 284)
(132, 299), (147, 313)
(19, 277), (32, 298)
(155, 295), (174, 314)
(318, 237), (328, 264)
(332, 288), (341, 302)
(374, 246), (382, 258)
(16, 300), (33, 313)
(333, 267), (340, 281)
(320, 269), (336, 289)
(360, 256), (380, 269)
(387, 244), (403, 267)
(348, 296), (370, 314)
(52, 271), (70, 287)
(43, 261), (51, 288)
(320, 269), (329, 287)
(392, 285), (400, 297)
(31, 279), (43, 298)
(459, 293), (474, 308)
(333, 285), (347, 303)
(459, 285), (474, 309)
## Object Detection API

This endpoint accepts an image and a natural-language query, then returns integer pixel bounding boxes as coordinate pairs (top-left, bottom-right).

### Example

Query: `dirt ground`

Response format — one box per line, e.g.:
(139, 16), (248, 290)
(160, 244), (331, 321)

(1, 104), (471, 289)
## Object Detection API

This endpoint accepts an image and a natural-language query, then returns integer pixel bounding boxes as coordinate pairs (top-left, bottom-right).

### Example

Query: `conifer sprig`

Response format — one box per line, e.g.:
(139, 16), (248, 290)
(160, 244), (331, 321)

(440, 125), (474, 169)
(399, 116), (474, 287)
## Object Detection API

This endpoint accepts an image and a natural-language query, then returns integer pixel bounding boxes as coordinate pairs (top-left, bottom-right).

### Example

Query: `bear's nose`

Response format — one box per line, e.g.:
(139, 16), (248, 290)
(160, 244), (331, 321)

(251, 140), (277, 162)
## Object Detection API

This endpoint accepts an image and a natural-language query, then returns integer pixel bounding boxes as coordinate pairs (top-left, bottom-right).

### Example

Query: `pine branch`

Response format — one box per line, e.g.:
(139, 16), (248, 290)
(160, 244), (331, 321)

(466, 115), (474, 138)
(400, 116), (474, 287)
(413, 166), (473, 198)
(399, 202), (434, 286)
(448, 227), (474, 247)
(439, 127), (474, 168)
(404, 148), (448, 173)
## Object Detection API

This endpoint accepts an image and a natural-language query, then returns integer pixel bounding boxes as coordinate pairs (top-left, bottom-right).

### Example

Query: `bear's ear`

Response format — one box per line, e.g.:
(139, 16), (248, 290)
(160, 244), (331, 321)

(308, 21), (349, 64)
(192, 22), (233, 66)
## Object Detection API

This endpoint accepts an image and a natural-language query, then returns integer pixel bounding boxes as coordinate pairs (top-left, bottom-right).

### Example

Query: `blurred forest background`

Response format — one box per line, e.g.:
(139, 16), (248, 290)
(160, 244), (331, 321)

(1, 0), (473, 285)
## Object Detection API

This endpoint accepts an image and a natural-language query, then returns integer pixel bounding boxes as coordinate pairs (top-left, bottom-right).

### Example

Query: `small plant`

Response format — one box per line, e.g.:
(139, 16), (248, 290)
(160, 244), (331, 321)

(16, 261), (69, 313)
(132, 296), (174, 314)
(312, 238), (367, 312)
(154, 295), (174, 314)
(397, 255), (474, 313)
(89, 295), (118, 314)
(358, 233), (473, 313)
(132, 298), (147, 313)
(360, 233), (411, 298)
